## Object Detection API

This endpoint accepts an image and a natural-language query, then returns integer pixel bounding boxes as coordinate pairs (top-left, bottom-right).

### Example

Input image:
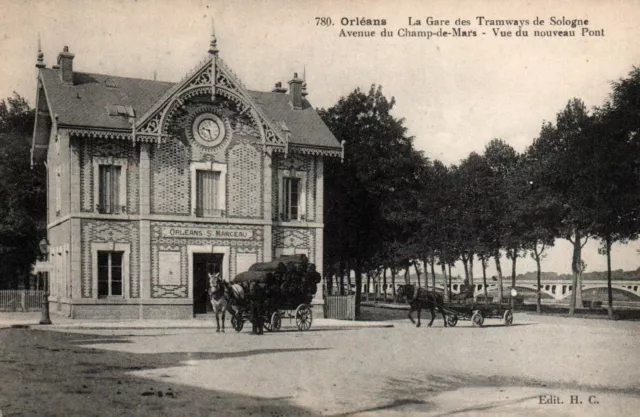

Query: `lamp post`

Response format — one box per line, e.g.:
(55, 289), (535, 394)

(39, 237), (52, 325)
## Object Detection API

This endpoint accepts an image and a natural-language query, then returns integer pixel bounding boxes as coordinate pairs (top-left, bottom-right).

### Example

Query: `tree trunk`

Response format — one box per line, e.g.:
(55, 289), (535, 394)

(494, 251), (504, 303)
(569, 232), (583, 315)
(422, 257), (429, 291)
(339, 260), (345, 296)
(355, 263), (362, 319)
(461, 253), (469, 280)
(535, 251), (542, 314)
(441, 263), (449, 301)
(606, 235), (613, 319)
(468, 251), (474, 287)
(415, 261), (422, 288)
(448, 263), (453, 299)
(430, 259), (437, 294)
(430, 255), (436, 290)
(383, 268), (387, 302)
(577, 250), (585, 310)
(481, 256), (488, 306)
(404, 268), (410, 286)
(366, 272), (371, 301)
(391, 270), (397, 301)
(510, 248), (517, 309)
(346, 260), (352, 294)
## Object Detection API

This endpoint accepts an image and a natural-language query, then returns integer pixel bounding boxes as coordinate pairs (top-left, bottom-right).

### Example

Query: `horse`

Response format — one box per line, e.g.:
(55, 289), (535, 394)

(397, 284), (448, 328)
(218, 278), (266, 335)
(208, 274), (233, 333)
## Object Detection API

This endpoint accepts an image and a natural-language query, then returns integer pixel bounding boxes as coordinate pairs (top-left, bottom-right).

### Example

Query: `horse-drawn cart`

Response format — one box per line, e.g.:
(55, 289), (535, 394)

(228, 255), (319, 334)
(230, 298), (314, 332)
(441, 300), (514, 327)
(396, 284), (514, 328)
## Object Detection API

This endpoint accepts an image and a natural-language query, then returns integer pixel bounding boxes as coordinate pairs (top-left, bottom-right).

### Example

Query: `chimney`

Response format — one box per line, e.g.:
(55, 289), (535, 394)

(271, 82), (287, 94)
(287, 72), (304, 110)
(57, 46), (75, 84)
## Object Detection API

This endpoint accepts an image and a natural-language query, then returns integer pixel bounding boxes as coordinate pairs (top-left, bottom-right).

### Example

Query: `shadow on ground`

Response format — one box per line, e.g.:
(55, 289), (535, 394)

(0, 328), (322, 416)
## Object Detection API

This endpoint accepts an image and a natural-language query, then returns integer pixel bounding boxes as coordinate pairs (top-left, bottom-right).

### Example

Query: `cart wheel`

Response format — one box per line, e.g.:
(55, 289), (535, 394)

(471, 311), (484, 327)
(503, 309), (513, 326)
(263, 311), (273, 332)
(271, 312), (282, 331)
(446, 314), (458, 327)
(231, 314), (244, 332)
(295, 304), (312, 331)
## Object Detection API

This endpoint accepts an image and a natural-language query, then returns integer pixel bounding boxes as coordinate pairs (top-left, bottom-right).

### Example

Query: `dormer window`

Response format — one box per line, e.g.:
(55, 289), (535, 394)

(106, 104), (135, 118)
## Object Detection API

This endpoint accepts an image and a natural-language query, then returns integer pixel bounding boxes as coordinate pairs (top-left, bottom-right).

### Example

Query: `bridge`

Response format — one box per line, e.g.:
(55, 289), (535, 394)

(362, 279), (640, 302)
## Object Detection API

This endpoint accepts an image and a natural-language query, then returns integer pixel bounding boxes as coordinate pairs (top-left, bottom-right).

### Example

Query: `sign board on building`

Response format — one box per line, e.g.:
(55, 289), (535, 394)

(158, 251), (181, 285)
(161, 226), (254, 240)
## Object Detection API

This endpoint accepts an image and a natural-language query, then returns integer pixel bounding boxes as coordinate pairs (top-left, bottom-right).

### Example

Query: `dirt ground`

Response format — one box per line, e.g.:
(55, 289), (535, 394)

(1, 307), (639, 416)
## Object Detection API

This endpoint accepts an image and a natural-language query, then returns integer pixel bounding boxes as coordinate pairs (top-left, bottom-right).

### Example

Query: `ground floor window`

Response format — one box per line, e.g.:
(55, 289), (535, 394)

(97, 251), (123, 297)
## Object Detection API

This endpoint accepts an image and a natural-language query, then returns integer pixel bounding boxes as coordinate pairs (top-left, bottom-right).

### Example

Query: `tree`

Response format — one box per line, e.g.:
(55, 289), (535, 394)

(483, 139), (519, 303)
(587, 69), (640, 318)
(0, 93), (46, 289)
(529, 99), (597, 314)
(320, 85), (421, 317)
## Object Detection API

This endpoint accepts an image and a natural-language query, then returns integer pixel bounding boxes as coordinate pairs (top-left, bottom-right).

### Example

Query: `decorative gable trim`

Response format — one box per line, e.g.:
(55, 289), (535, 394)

(134, 56), (288, 152)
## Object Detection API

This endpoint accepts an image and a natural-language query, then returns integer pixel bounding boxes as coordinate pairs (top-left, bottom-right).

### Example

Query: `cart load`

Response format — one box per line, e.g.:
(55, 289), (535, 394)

(248, 254), (309, 273)
(231, 270), (273, 284)
(228, 255), (321, 333)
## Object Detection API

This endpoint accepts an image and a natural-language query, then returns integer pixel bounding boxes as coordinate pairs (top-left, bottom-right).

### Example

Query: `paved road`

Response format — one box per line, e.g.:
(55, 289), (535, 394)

(26, 308), (639, 416)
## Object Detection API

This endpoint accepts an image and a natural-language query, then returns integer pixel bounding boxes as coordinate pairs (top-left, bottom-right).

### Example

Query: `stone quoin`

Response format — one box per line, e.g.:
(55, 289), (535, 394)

(30, 26), (342, 319)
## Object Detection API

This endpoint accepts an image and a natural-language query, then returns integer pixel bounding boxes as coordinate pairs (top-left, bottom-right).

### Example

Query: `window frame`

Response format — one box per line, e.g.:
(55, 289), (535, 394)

(97, 250), (124, 298)
(190, 161), (227, 217)
(278, 169), (307, 222)
(91, 242), (129, 299)
(93, 157), (127, 214)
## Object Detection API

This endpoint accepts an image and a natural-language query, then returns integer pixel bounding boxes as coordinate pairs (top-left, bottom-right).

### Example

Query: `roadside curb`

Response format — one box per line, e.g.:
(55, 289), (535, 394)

(361, 301), (409, 310)
(2, 319), (394, 331)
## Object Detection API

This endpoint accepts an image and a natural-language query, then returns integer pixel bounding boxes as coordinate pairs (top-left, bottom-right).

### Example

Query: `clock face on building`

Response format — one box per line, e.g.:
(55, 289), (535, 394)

(192, 113), (225, 147)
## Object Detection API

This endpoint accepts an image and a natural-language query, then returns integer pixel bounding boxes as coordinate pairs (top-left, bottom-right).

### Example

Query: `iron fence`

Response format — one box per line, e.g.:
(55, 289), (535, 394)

(325, 295), (356, 320)
(0, 290), (44, 312)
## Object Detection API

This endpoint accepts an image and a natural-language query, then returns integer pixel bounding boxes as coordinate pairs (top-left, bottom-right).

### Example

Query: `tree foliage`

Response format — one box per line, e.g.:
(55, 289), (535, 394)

(0, 93), (46, 289)
(318, 68), (640, 319)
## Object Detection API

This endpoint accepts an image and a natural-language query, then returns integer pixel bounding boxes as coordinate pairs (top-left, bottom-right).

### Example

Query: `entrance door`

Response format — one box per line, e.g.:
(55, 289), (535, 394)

(193, 253), (223, 315)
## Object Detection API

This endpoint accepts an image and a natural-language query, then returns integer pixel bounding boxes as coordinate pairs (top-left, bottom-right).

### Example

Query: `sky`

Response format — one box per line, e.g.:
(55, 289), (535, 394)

(1, 0), (639, 276)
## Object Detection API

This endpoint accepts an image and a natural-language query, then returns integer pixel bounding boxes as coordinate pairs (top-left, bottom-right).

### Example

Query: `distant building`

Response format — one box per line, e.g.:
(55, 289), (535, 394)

(30, 31), (342, 319)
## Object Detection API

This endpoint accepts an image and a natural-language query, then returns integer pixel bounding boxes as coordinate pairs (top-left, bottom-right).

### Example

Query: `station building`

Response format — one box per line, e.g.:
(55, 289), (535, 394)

(30, 33), (342, 319)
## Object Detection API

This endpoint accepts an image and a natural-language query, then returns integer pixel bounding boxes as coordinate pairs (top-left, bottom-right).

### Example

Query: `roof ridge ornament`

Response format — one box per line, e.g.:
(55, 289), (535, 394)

(208, 17), (219, 56)
(36, 33), (45, 68)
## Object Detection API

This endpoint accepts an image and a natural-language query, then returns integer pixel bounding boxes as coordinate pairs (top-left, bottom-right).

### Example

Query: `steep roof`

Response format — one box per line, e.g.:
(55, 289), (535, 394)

(39, 67), (341, 150)
(40, 69), (173, 131)
(250, 91), (339, 149)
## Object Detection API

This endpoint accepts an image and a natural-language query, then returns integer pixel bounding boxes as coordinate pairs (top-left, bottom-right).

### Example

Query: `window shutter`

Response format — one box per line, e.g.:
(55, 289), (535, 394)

(283, 177), (300, 220)
(112, 166), (121, 213)
(99, 166), (107, 212)
(196, 170), (220, 216)
(98, 165), (122, 213)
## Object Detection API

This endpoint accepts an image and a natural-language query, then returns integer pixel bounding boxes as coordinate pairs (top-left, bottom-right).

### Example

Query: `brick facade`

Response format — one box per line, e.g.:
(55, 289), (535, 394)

(34, 44), (339, 319)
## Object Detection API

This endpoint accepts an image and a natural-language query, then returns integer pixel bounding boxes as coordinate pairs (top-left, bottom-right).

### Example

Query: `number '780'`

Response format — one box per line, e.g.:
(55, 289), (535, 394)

(315, 17), (333, 26)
